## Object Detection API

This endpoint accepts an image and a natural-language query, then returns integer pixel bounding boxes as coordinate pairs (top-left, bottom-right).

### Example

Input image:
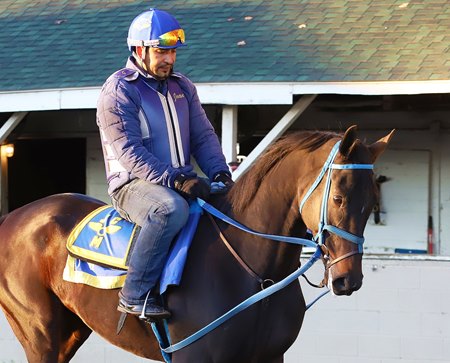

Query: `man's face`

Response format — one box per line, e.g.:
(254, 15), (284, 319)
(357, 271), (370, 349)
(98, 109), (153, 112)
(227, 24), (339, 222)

(144, 47), (177, 80)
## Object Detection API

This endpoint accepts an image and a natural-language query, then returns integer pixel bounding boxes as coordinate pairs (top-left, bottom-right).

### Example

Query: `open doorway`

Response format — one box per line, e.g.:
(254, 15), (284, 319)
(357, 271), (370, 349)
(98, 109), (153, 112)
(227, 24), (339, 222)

(8, 138), (86, 211)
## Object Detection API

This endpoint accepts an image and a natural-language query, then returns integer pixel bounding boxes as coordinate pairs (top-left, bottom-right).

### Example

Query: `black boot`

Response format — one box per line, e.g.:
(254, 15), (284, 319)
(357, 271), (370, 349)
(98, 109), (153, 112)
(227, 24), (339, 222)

(118, 291), (171, 321)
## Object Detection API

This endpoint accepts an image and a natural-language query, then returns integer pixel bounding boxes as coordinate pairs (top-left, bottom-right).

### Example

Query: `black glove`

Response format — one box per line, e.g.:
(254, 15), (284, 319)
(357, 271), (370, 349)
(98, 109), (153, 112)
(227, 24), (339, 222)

(173, 174), (210, 200)
(213, 172), (234, 188)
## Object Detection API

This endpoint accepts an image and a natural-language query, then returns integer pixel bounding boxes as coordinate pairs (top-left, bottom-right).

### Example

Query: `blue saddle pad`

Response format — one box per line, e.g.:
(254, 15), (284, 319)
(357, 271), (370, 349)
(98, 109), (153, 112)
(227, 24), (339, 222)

(64, 202), (202, 294)
(67, 205), (138, 269)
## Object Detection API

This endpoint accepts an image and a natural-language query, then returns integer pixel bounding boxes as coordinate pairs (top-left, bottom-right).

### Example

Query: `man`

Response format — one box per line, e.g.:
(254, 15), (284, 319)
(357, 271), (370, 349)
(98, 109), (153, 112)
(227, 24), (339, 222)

(96, 8), (233, 321)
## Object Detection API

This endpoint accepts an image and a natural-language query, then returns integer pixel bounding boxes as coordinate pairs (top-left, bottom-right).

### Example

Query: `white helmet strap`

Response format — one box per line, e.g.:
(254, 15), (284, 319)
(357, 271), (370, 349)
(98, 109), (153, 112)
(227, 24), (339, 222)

(132, 47), (149, 73)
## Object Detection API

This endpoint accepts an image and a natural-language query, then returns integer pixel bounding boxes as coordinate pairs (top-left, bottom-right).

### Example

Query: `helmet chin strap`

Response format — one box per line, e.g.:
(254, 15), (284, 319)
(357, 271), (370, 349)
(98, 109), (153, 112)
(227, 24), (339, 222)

(133, 47), (149, 73)
(132, 46), (171, 81)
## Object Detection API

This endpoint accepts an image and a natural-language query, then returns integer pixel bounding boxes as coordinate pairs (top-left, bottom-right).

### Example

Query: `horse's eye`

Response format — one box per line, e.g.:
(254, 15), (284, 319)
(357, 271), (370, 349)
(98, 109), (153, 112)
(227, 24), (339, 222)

(333, 195), (343, 205)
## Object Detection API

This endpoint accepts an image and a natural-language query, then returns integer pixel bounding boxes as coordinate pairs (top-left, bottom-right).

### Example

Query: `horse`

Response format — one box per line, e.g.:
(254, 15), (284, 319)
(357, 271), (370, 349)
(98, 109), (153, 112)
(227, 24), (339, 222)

(0, 125), (394, 363)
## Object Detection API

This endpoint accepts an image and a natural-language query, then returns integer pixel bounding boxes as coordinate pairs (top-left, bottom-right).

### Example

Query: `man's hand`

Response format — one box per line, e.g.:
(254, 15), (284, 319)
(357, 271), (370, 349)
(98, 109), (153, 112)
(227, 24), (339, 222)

(173, 174), (210, 200)
(213, 172), (234, 187)
(211, 172), (234, 193)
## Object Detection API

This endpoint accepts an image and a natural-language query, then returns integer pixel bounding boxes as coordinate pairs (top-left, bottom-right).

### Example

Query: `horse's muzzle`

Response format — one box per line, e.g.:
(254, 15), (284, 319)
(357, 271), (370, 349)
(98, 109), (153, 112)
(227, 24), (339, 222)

(331, 273), (363, 296)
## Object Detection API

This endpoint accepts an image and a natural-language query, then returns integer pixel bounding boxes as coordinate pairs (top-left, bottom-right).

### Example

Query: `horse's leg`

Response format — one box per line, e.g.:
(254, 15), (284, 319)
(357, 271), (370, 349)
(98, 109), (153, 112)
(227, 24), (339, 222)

(1, 301), (58, 362)
(57, 306), (92, 362)
(1, 288), (91, 363)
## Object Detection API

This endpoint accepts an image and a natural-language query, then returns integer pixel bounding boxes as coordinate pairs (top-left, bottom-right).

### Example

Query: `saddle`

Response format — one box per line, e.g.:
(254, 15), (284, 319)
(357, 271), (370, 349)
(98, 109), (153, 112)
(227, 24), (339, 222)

(63, 202), (202, 293)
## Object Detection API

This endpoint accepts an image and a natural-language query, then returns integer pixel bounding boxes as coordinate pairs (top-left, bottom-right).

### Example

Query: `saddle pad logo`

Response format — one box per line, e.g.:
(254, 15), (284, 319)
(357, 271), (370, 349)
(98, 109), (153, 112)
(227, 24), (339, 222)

(67, 205), (139, 270)
(88, 216), (123, 249)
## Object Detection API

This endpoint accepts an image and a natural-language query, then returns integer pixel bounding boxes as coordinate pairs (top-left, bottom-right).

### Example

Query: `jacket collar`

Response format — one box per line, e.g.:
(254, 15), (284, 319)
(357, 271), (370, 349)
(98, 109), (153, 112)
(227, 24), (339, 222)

(126, 56), (181, 80)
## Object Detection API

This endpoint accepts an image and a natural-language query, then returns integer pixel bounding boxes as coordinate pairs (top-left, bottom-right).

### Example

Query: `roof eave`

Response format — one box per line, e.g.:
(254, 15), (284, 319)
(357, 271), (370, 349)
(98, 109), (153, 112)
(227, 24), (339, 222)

(1, 80), (450, 112)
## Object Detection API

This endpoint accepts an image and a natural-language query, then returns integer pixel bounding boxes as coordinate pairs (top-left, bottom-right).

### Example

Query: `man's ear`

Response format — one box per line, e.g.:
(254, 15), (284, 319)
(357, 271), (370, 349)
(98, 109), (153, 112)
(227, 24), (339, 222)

(135, 46), (144, 58)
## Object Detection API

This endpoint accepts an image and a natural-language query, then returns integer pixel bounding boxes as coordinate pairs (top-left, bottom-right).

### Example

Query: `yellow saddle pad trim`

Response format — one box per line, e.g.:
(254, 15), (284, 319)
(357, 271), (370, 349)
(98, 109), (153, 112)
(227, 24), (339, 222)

(63, 254), (127, 289)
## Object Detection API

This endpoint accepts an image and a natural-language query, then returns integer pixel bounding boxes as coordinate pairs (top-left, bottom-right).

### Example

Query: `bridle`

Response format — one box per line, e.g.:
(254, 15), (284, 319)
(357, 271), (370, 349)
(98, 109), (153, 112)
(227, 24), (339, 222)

(299, 140), (373, 268)
(153, 139), (376, 358)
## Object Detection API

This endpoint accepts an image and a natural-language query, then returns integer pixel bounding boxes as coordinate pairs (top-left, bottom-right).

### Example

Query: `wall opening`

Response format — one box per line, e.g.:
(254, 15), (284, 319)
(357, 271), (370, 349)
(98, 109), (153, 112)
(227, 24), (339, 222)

(8, 138), (86, 211)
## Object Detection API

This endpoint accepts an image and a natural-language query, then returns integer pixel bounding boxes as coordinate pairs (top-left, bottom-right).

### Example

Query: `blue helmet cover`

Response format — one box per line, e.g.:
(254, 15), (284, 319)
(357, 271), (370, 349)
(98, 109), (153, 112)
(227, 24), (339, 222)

(127, 8), (185, 50)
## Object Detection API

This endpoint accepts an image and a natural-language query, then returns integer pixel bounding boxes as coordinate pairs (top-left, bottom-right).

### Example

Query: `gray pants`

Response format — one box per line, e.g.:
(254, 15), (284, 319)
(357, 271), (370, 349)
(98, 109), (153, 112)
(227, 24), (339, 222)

(111, 179), (189, 304)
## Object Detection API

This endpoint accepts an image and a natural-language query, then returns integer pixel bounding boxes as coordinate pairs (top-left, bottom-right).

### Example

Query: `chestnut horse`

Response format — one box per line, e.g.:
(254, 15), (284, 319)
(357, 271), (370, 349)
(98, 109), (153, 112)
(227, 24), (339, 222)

(0, 126), (393, 362)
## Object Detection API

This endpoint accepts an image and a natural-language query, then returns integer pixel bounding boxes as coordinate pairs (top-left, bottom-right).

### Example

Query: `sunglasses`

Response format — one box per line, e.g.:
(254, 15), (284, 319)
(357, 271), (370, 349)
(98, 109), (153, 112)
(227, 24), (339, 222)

(157, 29), (185, 47)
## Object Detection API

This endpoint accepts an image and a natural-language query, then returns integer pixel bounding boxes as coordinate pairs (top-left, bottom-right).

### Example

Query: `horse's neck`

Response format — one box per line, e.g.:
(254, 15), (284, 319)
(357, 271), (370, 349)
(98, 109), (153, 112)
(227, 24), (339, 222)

(226, 150), (313, 280)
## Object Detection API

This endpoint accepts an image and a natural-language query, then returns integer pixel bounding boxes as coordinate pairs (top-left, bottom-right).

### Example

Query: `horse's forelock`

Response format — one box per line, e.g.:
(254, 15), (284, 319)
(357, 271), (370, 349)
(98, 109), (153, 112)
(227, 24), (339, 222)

(229, 130), (340, 213)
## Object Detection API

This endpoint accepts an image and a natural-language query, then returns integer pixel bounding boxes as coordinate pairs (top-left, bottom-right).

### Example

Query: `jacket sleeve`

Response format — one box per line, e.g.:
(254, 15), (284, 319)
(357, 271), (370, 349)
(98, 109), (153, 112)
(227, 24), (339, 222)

(178, 76), (231, 179)
(97, 76), (191, 187)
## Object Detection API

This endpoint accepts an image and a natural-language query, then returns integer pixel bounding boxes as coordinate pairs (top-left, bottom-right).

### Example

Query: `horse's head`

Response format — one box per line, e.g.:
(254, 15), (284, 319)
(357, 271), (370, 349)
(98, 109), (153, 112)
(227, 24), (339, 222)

(300, 125), (395, 296)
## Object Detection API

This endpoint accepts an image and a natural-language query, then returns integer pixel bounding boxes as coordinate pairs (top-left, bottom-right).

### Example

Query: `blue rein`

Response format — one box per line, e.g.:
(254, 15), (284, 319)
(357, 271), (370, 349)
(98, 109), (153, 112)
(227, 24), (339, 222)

(153, 140), (374, 360)
(157, 201), (319, 357)
(197, 198), (317, 248)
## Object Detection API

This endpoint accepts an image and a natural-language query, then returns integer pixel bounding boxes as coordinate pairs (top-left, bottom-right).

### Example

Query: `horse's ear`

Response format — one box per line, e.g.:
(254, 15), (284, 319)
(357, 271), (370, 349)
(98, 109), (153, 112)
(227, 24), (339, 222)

(339, 125), (358, 158)
(368, 129), (396, 162)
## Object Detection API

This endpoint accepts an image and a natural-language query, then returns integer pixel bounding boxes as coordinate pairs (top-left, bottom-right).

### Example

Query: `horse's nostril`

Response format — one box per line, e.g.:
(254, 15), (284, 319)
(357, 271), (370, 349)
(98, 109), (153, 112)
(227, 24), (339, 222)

(332, 277), (346, 294)
(332, 276), (362, 295)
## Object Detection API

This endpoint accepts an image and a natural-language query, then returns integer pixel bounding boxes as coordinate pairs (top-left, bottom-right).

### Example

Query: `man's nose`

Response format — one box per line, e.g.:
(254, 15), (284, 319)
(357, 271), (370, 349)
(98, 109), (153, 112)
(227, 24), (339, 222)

(164, 52), (176, 64)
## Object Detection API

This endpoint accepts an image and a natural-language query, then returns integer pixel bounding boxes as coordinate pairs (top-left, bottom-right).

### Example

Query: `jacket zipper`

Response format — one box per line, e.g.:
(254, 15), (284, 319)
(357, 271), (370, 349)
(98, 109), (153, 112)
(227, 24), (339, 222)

(163, 95), (183, 167)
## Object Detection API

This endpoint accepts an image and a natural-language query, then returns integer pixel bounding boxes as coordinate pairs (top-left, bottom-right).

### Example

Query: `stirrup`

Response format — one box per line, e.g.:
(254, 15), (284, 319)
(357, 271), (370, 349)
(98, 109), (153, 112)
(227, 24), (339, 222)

(139, 290), (153, 320)
(139, 291), (171, 322)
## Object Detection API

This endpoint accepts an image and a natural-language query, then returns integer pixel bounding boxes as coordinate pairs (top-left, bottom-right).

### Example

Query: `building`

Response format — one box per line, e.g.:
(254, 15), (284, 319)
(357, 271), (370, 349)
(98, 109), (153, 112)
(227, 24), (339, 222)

(1, 1), (450, 361)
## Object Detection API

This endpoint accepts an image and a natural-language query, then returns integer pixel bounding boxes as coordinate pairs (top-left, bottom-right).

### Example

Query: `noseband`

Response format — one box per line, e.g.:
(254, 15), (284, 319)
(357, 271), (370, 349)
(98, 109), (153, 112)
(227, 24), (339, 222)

(299, 141), (373, 268)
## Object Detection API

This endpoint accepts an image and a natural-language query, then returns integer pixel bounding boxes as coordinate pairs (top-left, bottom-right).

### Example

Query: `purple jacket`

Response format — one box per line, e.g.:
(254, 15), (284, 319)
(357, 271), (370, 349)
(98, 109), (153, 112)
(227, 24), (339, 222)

(97, 58), (229, 195)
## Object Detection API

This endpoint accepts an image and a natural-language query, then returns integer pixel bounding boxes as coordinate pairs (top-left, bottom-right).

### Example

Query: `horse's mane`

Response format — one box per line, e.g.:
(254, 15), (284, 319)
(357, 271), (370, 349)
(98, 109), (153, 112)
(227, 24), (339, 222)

(229, 130), (341, 212)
